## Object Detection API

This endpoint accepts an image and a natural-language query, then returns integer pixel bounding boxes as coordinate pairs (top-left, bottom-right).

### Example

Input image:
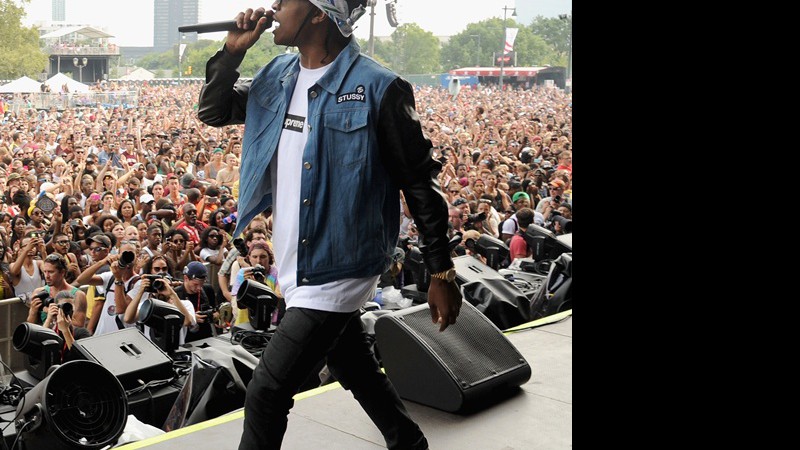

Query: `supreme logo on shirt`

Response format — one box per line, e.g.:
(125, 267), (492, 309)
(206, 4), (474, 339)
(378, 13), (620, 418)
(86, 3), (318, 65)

(283, 114), (306, 133)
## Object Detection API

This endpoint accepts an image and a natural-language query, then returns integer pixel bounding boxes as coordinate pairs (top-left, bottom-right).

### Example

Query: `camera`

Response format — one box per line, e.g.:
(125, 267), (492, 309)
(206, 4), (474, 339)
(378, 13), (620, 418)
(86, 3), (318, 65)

(464, 211), (487, 225)
(196, 304), (215, 318)
(118, 250), (135, 269)
(246, 264), (266, 282)
(41, 295), (73, 317)
(553, 195), (562, 205)
(222, 213), (237, 225)
(143, 274), (169, 293)
(547, 211), (573, 234)
(232, 237), (248, 257)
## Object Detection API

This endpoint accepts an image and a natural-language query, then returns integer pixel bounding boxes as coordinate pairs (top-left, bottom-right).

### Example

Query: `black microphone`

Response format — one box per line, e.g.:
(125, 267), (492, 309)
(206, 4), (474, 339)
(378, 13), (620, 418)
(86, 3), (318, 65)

(179, 21), (238, 33)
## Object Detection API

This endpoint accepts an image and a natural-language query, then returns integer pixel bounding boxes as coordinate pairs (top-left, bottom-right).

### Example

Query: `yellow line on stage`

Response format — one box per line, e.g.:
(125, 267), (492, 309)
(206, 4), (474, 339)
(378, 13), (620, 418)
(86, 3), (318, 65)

(114, 381), (345, 449)
(503, 309), (572, 334)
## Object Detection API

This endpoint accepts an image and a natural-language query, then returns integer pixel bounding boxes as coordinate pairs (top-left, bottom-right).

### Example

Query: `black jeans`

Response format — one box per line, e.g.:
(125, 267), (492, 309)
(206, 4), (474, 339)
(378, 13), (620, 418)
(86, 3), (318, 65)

(239, 307), (428, 450)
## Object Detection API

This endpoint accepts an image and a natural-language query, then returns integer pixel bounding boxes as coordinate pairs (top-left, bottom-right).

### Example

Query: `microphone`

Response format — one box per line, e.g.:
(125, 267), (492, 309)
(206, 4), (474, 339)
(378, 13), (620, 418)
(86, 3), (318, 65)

(179, 21), (238, 33)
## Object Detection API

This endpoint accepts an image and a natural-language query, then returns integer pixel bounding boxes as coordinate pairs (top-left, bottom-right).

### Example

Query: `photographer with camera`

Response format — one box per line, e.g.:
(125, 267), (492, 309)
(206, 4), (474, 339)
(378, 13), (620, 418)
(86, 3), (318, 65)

(74, 242), (142, 336)
(535, 178), (569, 215)
(123, 256), (197, 345)
(174, 261), (218, 342)
(218, 225), (270, 303)
(26, 253), (87, 327)
(26, 289), (91, 361)
(230, 242), (281, 328)
(544, 203), (572, 236)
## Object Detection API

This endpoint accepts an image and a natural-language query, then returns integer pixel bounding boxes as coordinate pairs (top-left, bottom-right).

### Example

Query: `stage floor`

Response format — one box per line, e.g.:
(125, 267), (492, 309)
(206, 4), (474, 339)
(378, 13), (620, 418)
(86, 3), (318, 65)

(116, 312), (573, 450)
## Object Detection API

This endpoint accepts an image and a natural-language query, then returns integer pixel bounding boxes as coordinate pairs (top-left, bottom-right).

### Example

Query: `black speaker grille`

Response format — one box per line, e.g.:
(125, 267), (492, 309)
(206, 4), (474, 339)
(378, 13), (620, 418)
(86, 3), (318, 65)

(398, 306), (525, 389)
(43, 361), (128, 447)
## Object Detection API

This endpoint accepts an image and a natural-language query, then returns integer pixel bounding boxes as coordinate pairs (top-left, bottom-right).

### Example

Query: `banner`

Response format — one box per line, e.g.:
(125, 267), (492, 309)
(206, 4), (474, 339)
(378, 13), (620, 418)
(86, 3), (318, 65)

(504, 28), (519, 54)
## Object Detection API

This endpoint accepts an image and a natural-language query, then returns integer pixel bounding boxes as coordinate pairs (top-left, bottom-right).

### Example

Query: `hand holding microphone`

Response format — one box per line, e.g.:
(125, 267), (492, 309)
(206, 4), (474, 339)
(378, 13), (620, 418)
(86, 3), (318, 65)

(179, 8), (275, 56)
(227, 7), (275, 55)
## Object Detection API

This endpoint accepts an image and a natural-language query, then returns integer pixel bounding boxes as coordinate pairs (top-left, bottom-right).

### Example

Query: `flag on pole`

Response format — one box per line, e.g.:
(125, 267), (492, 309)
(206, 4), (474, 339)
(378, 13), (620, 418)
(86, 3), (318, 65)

(504, 28), (519, 54)
(179, 43), (187, 61)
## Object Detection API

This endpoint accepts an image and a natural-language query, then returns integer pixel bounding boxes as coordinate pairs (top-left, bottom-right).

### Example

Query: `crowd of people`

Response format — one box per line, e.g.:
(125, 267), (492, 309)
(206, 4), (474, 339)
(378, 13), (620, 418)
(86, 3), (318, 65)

(0, 77), (571, 356)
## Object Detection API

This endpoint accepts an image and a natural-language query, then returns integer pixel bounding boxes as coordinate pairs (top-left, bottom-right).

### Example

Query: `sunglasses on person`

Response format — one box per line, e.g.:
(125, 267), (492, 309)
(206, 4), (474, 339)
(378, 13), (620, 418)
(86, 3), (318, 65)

(170, 238), (185, 245)
(185, 210), (197, 216)
(55, 240), (70, 246)
(175, 170), (185, 175)
(208, 234), (220, 239)
(44, 254), (67, 267)
(90, 246), (108, 253)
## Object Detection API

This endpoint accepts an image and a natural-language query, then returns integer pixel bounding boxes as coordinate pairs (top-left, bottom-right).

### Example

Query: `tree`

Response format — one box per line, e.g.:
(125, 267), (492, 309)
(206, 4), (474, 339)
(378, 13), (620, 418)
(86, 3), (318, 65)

(441, 18), (561, 70)
(0, 0), (48, 79)
(138, 38), (291, 78)
(356, 37), (391, 67)
(528, 15), (571, 62)
(440, 22), (495, 70)
(376, 23), (441, 75)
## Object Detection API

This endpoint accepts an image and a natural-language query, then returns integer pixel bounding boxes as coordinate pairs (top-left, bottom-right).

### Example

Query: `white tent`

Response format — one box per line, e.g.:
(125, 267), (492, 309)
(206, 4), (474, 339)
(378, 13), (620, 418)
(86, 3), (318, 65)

(45, 73), (91, 93)
(120, 68), (156, 81)
(0, 76), (42, 94)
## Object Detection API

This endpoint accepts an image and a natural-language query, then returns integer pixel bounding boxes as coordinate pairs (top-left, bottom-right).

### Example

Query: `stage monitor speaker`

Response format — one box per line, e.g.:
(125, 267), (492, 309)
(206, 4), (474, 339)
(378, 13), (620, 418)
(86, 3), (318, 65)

(453, 254), (507, 285)
(374, 301), (531, 413)
(71, 327), (174, 390)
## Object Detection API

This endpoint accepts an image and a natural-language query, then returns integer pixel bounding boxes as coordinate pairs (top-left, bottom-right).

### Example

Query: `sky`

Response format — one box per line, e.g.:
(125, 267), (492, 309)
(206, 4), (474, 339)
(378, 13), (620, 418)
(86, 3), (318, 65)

(19, 0), (570, 47)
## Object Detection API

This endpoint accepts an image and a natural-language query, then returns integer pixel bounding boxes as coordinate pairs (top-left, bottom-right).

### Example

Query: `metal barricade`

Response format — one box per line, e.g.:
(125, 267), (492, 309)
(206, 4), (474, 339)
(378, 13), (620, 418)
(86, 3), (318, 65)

(4, 90), (140, 112)
(0, 297), (33, 372)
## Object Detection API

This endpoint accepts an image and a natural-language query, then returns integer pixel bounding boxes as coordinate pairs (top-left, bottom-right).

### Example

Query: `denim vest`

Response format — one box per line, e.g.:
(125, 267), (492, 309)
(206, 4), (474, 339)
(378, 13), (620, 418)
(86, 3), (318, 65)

(235, 40), (401, 286)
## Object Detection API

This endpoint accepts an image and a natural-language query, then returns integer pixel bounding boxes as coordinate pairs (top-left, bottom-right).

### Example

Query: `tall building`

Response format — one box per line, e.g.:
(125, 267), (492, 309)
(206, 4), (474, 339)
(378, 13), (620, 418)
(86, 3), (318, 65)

(153, 0), (198, 52)
(52, 0), (65, 21)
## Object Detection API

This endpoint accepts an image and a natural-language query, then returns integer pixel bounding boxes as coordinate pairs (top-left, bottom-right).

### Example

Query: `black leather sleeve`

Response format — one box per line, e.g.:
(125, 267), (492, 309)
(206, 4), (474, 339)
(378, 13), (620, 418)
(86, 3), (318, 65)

(197, 46), (250, 127)
(377, 78), (453, 274)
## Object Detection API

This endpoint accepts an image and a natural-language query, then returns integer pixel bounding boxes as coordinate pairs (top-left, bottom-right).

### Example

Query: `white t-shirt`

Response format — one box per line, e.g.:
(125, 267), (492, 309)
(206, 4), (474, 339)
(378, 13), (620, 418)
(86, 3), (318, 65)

(501, 211), (545, 236)
(142, 175), (163, 190)
(139, 299), (196, 346)
(200, 247), (222, 262)
(94, 272), (144, 336)
(270, 62), (378, 313)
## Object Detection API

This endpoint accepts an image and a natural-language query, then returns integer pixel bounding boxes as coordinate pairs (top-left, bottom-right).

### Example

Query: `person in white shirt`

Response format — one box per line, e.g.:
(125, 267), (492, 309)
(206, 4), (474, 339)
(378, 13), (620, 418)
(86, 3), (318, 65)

(124, 256), (196, 346)
(73, 242), (142, 336)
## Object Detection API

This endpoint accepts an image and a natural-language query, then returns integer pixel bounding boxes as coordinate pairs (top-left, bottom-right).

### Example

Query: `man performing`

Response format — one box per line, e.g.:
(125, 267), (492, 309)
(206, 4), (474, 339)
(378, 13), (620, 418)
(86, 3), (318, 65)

(198, 1), (462, 449)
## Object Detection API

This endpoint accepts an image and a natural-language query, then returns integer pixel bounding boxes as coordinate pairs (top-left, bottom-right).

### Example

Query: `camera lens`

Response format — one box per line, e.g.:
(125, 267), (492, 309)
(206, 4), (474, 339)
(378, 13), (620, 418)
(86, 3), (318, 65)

(152, 279), (165, 291)
(60, 302), (73, 317)
(119, 250), (135, 268)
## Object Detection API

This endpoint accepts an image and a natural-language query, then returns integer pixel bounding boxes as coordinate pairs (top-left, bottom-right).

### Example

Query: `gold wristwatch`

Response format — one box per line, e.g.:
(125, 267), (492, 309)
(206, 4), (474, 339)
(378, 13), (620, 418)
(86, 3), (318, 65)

(430, 267), (456, 283)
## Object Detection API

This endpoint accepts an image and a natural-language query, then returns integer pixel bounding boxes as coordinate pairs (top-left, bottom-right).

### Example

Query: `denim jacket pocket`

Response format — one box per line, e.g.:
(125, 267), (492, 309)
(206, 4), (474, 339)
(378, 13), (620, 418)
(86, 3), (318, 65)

(323, 108), (369, 168)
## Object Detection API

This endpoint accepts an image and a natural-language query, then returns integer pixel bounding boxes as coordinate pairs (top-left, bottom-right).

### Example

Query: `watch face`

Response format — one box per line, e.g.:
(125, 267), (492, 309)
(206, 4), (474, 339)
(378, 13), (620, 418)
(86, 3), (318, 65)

(446, 268), (456, 282)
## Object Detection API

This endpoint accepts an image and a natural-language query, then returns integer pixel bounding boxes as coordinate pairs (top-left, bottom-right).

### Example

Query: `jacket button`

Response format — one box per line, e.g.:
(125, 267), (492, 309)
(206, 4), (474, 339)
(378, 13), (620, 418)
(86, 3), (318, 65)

(310, 90), (318, 98)
(301, 239), (309, 246)
(303, 162), (312, 169)
(303, 198), (311, 206)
